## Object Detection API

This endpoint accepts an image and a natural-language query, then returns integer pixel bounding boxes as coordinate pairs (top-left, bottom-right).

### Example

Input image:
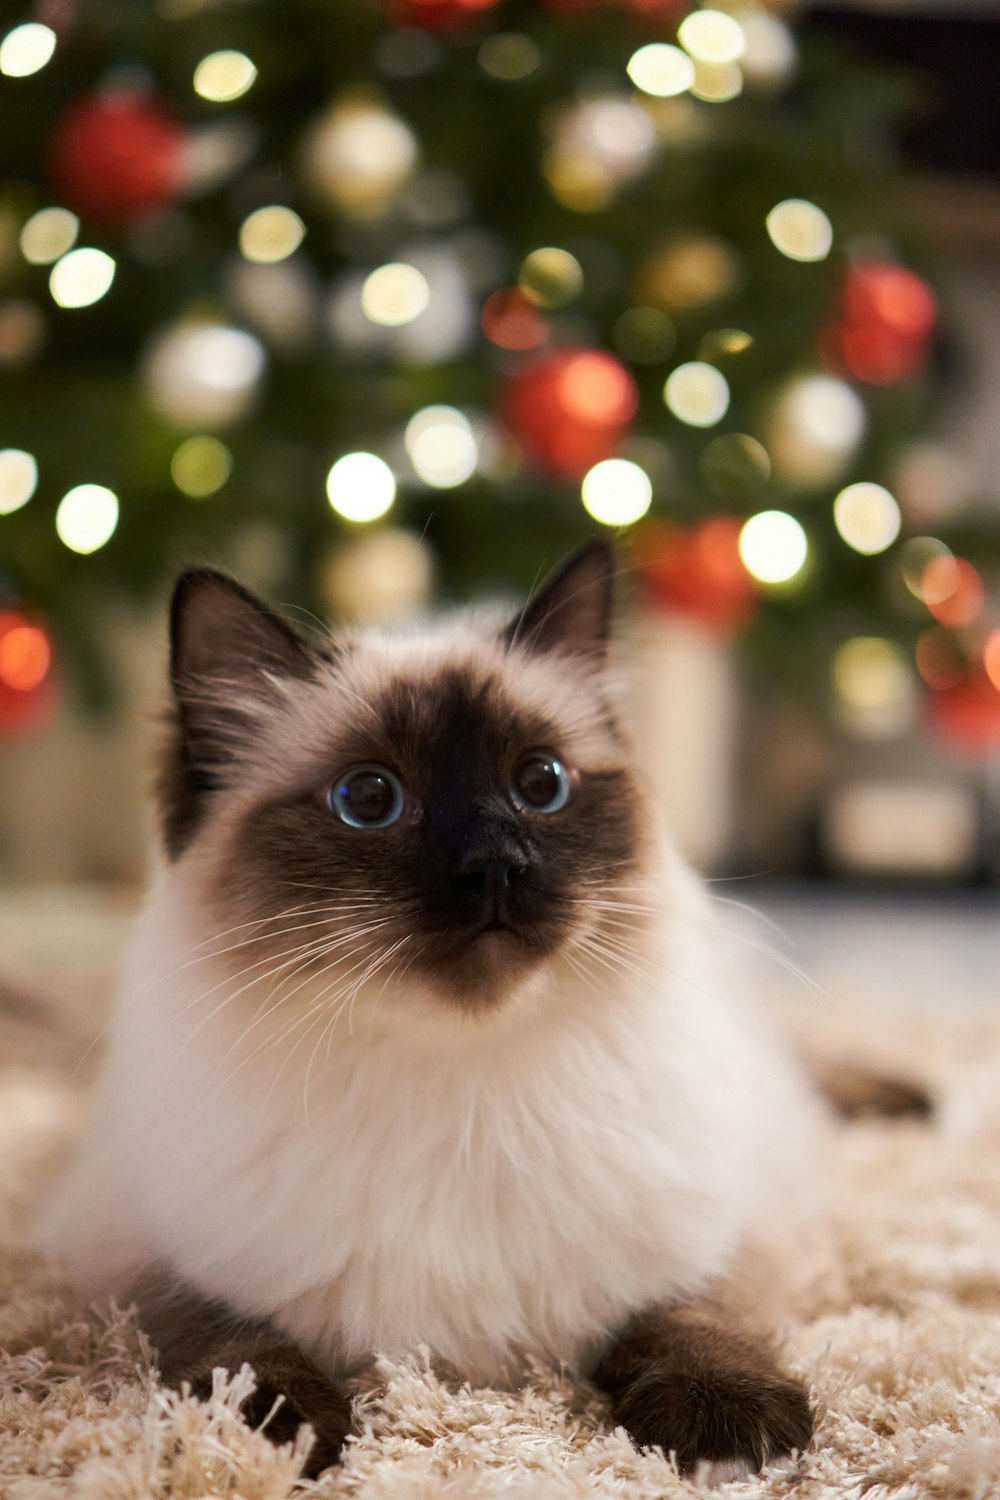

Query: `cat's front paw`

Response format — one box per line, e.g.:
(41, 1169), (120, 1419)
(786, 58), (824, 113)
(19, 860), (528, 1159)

(186, 1361), (352, 1478)
(616, 1361), (813, 1473)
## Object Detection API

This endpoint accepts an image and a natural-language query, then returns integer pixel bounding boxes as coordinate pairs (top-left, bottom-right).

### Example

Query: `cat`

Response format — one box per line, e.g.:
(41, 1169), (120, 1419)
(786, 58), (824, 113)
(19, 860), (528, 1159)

(41, 538), (817, 1478)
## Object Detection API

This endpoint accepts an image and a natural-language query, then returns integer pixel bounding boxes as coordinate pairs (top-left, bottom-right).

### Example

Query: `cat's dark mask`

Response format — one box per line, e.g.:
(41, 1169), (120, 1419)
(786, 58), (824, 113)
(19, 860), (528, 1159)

(160, 540), (643, 1010)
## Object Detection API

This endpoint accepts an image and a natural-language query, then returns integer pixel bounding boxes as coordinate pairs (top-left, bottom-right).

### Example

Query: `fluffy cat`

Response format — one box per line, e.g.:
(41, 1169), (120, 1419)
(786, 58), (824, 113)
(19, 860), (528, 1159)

(41, 539), (817, 1476)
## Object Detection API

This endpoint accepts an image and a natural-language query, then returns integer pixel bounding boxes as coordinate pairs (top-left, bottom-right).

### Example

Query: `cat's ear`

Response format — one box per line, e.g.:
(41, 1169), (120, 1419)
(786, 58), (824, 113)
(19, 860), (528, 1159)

(502, 538), (615, 665)
(160, 568), (316, 856)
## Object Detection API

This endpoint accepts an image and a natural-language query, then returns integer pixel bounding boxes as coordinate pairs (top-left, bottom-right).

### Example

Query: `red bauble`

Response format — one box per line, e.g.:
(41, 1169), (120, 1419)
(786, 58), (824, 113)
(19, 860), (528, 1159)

(0, 611), (55, 736)
(48, 92), (185, 229)
(633, 517), (756, 635)
(388, 0), (498, 28)
(821, 262), (937, 386)
(499, 348), (639, 478)
(927, 680), (1000, 757)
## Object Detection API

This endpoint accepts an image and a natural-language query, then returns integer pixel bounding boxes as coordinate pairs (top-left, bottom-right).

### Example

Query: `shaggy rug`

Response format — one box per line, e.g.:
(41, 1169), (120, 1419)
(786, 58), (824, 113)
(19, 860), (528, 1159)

(3, 905), (1000, 1500)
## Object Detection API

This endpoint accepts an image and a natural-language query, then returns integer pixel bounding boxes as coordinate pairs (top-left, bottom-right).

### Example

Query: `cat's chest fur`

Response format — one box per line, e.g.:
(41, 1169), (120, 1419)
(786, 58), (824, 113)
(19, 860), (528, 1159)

(96, 894), (774, 1384)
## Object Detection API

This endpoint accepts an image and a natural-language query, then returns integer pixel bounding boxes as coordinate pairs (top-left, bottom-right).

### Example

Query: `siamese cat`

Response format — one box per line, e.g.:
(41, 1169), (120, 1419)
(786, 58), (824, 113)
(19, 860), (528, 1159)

(42, 540), (817, 1477)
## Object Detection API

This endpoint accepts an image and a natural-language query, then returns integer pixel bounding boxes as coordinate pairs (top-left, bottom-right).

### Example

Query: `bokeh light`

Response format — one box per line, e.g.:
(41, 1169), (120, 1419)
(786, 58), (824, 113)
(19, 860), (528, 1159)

(581, 458), (652, 527)
(405, 406), (477, 488)
(922, 556), (984, 628)
(478, 33), (541, 81)
(55, 483), (119, 554)
(677, 10), (745, 64)
(0, 617), (51, 693)
(663, 362), (730, 427)
(301, 101), (418, 216)
(901, 536), (952, 600)
(916, 628), (965, 691)
(984, 631), (1000, 694)
(0, 450), (38, 515)
(519, 247), (583, 308)
(170, 436), (232, 498)
(627, 43), (694, 98)
(739, 14), (796, 88)
(0, 23), (56, 77)
(49, 248), (116, 309)
(613, 307), (676, 364)
(143, 323), (266, 427)
(238, 206), (306, 264)
(326, 452), (396, 522)
(834, 636), (914, 736)
(481, 288), (550, 350)
(20, 208), (79, 266)
(833, 482), (901, 555)
(766, 199), (833, 262)
(690, 61), (743, 103)
(700, 433), (770, 501)
(361, 262), (431, 326)
(193, 50), (257, 102)
(768, 374), (865, 486)
(559, 351), (638, 425)
(739, 510), (808, 584)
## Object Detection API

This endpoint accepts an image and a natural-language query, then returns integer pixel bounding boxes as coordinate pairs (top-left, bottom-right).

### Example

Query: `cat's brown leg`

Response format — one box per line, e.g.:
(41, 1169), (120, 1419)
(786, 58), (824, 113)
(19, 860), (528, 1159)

(592, 1302), (813, 1474)
(814, 1061), (933, 1121)
(133, 1272), (352, 1477)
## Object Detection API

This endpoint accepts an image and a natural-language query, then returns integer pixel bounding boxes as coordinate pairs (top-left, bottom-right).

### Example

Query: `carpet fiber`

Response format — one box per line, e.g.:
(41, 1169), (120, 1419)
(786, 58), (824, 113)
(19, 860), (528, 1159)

(3, 964), (1000, 1498)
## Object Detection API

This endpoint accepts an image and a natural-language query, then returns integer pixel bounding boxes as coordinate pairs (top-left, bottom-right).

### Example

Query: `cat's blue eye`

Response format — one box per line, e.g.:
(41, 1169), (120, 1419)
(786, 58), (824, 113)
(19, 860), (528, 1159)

(510, 754), (571, 815)
(328, 765), (405, 829)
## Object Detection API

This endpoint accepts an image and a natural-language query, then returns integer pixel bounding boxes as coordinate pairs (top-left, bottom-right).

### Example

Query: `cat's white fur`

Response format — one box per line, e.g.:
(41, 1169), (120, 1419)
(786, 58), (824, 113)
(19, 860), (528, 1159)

(42, 623), (815, 1385)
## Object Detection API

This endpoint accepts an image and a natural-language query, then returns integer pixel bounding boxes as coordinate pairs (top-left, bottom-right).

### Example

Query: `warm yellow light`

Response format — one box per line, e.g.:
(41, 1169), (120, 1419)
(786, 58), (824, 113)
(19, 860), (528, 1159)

(361, 263), (431, 327)
(478, 32), (541, 81)
(833, 481), (901, 556)
(901, 536), (951, 600)
(0, 23), (56, 77)
(49, 248), (116, 309)
(300, 102), (419, 216)
(627, 43), (694, 98)
(326, 452), (396, 523)
(0, 450), (38, 515)
(193, 50), (257, 102)
(833, 637), (912, 711)
(768, 375), (866, 486)
(405, 406), (477, 488)
(20, 207), (79, 265)
(519, 247), (584, 308)
(678, 10), (745, 65)
(581, 458), (652, 527)
(238, 206), (305, 264)
(690, 60), (743, 103)
(766, 199), (833, 263)
(170, 436), (232, 498)
(740, 14), (796, 88)
(739, 510), (808, 584)
(55, 483), (119, 554)
(663, 362), (730, 427)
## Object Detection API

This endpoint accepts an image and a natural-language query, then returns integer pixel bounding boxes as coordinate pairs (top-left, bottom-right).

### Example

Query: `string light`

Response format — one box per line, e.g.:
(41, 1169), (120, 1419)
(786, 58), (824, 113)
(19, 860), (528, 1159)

(0, 618), (51, 693)
(20, 208), (79, 266)
(580, 458), (652, 527)
(0, 450), (38, 515)
(739, 510), (808, 584)
(663, 362), (730, 427)
(519, 248), (583, 308)
(171, 437), (232, 498)
(0, 23), (56, 77)
(478, 33), (541, 81)
(627, 44), (694, 98)
(238, 207), (306, 264)
(193, 50), (257, 102)
(405, 406), (477, 488)
(766, 199), (833, 263)
(833, 482), (901, 555)
(49, 248), (116, 309)
(361, 263), (431, 326)
(677, 10), (745, 66)
(326, 452), (396, 523)
(55, 483), (119, 554)
(690, 61), (743, 103)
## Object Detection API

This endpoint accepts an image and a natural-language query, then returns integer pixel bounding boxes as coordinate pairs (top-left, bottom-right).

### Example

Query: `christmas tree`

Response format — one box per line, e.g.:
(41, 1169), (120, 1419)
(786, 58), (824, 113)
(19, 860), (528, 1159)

(0, 0), (997, 744)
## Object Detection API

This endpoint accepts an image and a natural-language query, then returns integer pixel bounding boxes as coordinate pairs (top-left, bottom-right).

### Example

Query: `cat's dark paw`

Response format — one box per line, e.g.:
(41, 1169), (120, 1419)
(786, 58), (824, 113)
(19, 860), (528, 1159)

(616, 1361), (813, 1473)
(187, 1364), (352, 1478)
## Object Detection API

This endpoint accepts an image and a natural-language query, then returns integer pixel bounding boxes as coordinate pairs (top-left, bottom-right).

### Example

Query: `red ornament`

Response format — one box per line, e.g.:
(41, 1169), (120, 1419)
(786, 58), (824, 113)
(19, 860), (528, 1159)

(633, 517), (756, 635)
(388, 0), (498, 28)
(927, 680), (1000, 757)
(48, 92), (185, 229)
(498, 348), (639, 477)
(821, 262), (937, 386)
(0, 611), (56, 736)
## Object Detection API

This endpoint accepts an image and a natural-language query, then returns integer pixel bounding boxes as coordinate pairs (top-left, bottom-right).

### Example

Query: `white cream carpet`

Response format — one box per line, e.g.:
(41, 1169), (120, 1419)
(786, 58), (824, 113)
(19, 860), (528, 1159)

(2, 895), (1000, 1499)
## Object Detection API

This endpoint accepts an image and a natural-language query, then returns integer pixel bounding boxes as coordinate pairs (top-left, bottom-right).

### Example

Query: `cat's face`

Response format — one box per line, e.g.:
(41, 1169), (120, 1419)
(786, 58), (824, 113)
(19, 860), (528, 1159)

(160, 542), (648, 1014)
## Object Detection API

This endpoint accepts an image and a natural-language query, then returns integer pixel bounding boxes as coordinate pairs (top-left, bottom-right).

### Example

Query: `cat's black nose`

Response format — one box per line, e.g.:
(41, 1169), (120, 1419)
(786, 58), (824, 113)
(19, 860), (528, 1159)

(453, 843), (529, 912)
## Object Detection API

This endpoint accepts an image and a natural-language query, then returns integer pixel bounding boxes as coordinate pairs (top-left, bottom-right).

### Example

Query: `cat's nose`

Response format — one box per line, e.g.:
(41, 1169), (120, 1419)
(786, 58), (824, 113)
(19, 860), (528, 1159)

(453, 844), (529, 906)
